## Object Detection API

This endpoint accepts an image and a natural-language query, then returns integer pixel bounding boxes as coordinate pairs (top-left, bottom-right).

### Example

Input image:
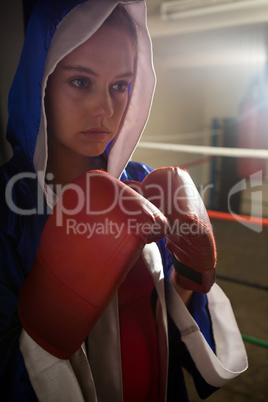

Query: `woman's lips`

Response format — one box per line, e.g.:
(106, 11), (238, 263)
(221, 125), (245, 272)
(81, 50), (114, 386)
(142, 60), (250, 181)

(81, 128), (111, 140)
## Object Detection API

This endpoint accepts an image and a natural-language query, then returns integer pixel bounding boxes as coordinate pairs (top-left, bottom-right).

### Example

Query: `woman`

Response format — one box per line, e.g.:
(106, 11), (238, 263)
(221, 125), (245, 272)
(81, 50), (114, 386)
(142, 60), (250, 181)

(0, 1), (247, 401)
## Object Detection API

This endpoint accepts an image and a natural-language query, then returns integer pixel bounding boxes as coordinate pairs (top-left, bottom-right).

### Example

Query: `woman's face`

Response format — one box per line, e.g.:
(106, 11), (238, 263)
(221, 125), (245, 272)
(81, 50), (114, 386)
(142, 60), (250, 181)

(45, 24), (135, 160)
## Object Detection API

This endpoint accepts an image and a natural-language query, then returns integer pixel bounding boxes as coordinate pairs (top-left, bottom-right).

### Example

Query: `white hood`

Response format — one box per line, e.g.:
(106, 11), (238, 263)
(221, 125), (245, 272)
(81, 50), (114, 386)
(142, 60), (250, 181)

(33, 0), (156, 206)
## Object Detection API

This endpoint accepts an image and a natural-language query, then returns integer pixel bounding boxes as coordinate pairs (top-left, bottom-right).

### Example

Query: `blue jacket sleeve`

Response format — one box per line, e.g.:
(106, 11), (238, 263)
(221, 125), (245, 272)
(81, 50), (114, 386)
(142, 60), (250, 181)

(0, 161), (48, 401)
(0, 231), (38, 401)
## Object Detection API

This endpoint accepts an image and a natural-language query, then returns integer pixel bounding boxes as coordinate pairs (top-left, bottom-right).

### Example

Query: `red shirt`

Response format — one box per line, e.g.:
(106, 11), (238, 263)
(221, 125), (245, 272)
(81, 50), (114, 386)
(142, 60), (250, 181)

(118, 257), (160, 402)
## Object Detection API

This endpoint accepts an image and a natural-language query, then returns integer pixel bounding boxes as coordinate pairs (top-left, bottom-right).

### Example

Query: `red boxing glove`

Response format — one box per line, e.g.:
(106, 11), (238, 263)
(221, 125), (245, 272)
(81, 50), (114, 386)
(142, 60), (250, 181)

(125, 167), (216, 293)
(18, 170), (168, 359)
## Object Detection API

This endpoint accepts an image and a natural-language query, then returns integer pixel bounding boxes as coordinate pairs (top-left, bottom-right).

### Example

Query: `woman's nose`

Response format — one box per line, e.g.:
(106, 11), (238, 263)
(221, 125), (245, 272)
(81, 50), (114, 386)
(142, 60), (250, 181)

(90, 89), (114, 118)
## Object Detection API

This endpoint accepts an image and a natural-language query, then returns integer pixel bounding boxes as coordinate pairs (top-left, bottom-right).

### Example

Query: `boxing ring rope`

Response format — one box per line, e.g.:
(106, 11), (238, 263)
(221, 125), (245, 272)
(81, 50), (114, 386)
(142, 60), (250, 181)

(141, 131), (221, 142)
(138, 141), (268, 159)
(207, 209), (268, 227)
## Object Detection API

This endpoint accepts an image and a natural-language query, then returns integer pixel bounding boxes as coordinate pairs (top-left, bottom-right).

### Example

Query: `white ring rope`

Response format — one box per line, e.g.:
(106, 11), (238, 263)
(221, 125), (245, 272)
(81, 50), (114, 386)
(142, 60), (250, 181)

(144, 130), (220, 141)
(138, 141), (268, 159)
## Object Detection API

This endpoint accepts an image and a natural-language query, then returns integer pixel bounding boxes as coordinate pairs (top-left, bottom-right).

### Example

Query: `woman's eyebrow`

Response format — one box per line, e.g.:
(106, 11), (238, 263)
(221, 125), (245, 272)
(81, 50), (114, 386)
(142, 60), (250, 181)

(115, 71), (134, 79)
(61, 64), (133, 79)
(61, 65), (98, 76)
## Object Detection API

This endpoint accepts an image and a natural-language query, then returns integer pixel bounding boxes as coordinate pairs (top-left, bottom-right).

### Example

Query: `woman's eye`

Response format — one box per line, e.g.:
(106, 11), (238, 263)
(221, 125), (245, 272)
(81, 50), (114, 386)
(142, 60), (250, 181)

(70, 78), (90, 89)
(112, 81), (129, 93)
